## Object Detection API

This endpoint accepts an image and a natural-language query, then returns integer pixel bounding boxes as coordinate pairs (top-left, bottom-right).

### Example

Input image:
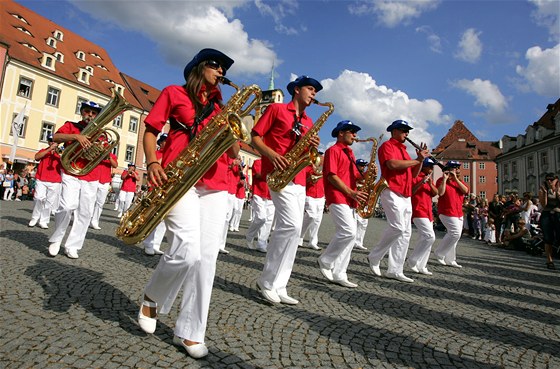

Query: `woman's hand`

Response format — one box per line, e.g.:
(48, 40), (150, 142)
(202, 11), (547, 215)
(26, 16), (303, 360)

(148, 163), (167, 187)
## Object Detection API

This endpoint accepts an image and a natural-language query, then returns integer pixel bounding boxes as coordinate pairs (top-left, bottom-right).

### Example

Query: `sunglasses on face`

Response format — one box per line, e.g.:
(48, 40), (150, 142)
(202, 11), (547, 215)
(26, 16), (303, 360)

(205, 60), (226, 76)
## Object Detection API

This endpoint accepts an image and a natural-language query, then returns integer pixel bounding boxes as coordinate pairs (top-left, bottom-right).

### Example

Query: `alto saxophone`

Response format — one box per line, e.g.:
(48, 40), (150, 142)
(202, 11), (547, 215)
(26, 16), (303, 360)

(116, 78), (261, 244)
(61, 90), (132, 176)
(355, 136), (389, 218)
(267, 100), (334, 192)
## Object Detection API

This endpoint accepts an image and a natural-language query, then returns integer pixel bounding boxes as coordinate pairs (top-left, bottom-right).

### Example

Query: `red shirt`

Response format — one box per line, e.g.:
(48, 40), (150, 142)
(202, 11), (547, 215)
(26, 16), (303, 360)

(35, 148), (62, 183)
(378, 138), (414, 197)
(436, 177), (468, 217)
(97, 153), (117, 184)
(121, 169), (138, 192)
(412, 172), (434, 220)
(251, 101), (312, 187)
(144, 84), (229, 191)
(228, 159), (240, 195)
(251, 159), (271, 200)
(56, 121), (99, 182)
(305, 166), (325, 199)
(323, 142), (360, 207)
(235, 181), (246, 199)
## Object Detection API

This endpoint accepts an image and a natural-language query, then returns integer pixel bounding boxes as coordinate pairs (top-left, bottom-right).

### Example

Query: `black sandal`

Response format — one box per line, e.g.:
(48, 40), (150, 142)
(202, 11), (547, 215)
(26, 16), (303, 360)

(546, 261), (556, 270)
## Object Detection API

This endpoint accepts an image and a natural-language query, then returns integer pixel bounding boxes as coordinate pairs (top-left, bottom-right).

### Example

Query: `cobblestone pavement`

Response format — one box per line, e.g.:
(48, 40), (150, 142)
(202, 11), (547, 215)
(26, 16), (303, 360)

(1, 200), (559, 369)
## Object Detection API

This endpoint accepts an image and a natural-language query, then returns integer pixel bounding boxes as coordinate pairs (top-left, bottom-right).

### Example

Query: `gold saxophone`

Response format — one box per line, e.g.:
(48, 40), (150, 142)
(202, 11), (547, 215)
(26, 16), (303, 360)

(355, 136), (389, 218)
(116, 78), (261, 244)
(267, 100), (334, 192)
(61, 90), (132, 176)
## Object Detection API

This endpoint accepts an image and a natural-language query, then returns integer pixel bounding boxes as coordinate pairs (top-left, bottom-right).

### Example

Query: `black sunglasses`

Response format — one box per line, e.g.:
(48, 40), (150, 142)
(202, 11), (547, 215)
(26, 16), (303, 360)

(205, 60), (226, 76)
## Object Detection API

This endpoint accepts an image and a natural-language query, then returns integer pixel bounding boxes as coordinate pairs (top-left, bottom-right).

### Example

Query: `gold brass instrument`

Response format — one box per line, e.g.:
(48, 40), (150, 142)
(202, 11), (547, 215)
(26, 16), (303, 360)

(355, 136), (389, 218)
(61, 90), (132, 176)
(267, 100), (334, 192)
(116, 78), (261, 244)
(404, 137), (445, 170)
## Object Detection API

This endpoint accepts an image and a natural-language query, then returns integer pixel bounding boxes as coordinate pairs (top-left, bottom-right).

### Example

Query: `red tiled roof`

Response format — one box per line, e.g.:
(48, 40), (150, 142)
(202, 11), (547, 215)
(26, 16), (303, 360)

(433, 120), (478, 153)
(0, 0), (139, 106)
(433, 120), (501, 161)
(534, 98), (560, 130)
(120, 73), (161, 112)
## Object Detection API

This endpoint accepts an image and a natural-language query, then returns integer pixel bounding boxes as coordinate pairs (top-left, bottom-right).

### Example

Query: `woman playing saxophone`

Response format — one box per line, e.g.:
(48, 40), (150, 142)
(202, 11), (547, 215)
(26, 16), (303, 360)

(137, 48), (238, 360)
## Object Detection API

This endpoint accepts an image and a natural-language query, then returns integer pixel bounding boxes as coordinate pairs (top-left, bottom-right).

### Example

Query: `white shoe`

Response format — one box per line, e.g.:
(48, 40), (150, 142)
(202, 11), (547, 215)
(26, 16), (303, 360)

(385, 272), (414, 283)
(317, 259), (333, 281)
(368, 260), (382, 277)
(277, 293), (299, 305)
(450, 261), (463, 268)
(256, 280), (281, 303)
(48, 241), (61, 257)
(15, 198), (21, 201)
(117, 212), (122, 218)
(354, 245), (367, 250)
(334, 279), (358, 288)
(409, 265), (420, 273)
(144, 248), (155, 256)
(247, 239), (255, 249)
(173, 336), (208, 359)
(419, 268), (433, 275)
(28, 219), (38, 227)
(436, 256), (447, 265)
(153, 249), (164, 255)
(219, 249), (230, 254)
(38, 223), (49, 229)
(90, 224), (101, 230)
(138, 299), (157, 334)
(308, 244), (321, 250)
(65, 249), (79, 259)
(256, 247), (267, 253)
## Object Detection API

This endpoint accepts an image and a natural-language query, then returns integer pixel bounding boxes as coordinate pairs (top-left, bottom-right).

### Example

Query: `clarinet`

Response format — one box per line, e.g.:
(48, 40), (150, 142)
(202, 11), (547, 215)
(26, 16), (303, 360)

(404, 137), (446, 170)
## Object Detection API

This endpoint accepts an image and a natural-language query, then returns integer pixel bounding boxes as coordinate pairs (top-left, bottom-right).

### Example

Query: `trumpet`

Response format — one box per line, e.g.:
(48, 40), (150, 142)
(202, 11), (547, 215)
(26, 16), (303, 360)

(404, 137), (445, 170)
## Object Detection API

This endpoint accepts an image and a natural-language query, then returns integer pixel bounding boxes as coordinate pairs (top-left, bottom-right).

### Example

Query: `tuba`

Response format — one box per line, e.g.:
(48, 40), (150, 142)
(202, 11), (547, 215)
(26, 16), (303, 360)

(61, 90), (132, 176)
(267, 100), (334, 192)
(116, 78), (261, 244)
(355, 136), (389, 218)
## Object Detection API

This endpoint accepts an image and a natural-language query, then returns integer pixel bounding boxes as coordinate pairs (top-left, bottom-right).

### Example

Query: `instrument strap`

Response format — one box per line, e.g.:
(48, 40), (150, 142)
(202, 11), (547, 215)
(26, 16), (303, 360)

(169, 100), (215, 140)
(343, 148), (364, 178)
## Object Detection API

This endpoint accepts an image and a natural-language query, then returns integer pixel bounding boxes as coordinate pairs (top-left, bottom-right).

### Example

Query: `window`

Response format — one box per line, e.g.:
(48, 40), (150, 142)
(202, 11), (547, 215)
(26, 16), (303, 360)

(540, 151), (548, 167)
(18, 77), (33, 98)
(463, 175), (470, 183)
(113, 115), (122, 128)
(512, 161), (517, 176)
(463, 162), (469, 169)
(54, 30), (63, 40)
(40, 122), (55, 142)
(125, 145), (135, 162)
(111, 144), (119, 156)
(479, 176), (486, 183)
(503, 163), (509, 176)
(76, 97), (88, 114)
(527, 155), (534, 170)
(46, 87), (60, 107)
(10, 114), (28, 138)
(479, 162), (485, 170)
(79, 71), (89, 84)
(479, 191), (486, 199)
(76, 51), (85, 61)
(129, 117), (138, 133)
(47, 37), (56, 48)
(54, 52), (64, 62)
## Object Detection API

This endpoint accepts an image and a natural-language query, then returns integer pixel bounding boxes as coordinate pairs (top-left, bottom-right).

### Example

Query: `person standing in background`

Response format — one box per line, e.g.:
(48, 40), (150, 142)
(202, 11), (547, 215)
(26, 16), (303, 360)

(298, 152), (325, 251)
(354, 158), (369, 251)
(90, 153), (118, 230)
(245, 158), (274, 253)
(117, 163), (139, 218)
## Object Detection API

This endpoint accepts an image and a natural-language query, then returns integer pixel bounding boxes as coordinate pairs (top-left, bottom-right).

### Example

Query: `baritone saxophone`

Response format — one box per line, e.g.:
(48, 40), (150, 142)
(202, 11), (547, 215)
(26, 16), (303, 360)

(355, 135), (388, 218)
(267, 100), (334, 192)
(116, 78), (261, 244)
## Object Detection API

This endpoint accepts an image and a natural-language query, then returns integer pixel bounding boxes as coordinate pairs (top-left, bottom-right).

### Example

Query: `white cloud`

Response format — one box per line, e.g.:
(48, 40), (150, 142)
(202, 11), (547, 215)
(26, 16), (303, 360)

(452, 78), (510, 123)
(254, 0), (300, 35)
(454, 28), (482, 63)
(69, 0), (276, 76)
(318, 70), (451, 158)
(416, 25), (443, 53)
(515, 44), (560, 97)
(529, 0), (560, 41)
(348, 0), (440, 28)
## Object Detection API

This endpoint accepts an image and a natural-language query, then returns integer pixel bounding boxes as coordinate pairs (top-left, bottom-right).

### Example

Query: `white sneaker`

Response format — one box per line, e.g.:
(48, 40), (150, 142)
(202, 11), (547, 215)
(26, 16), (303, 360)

(318, 259), (334, 281)
(48, 242), (61, 257)
(277, 293), (299, 305)
(90, 224), (101, 230)
(450, 261), (463, 268)
(385, 272), (414, 283)
(308, 244), (321, 250)
(219, 249), (230, 254)
(409, 265), (420, 273)
(436, 256), (447, 265)
(334, 279), (358, 288)
(28, 219), (38, 227)
(368, 259), (382, 277)
(38, 223), (49, 229)
(247, 239), (255, 249)
(117, 212), (123, 218)
(419, 268), (433, 275)
(256, 280), (281, 303)
(65, 249), (79, 259)
(153, 249), (164, 255)
(354, 245), (367, 250)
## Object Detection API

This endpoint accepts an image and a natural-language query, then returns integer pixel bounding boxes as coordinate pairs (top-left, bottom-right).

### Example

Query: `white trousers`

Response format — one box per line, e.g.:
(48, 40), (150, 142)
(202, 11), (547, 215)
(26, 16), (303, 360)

(30, 179), (61, 225)
(220, 193), (236, 251)
(144, 186), (228, 343)
(118, 190), (135, 214)
(408, 217), (436, 270)
(435, 214), (463, 264)
(49, 173), (98, 252)
(3, 187), (14, 200)
(259, 182), (306, 295)
(143, 221), (166, 252)
(90, 182), (110, 228)
(319, 204), (356, 281)
(355, 211), (369, 247)
(246, 195), (275, 249)
(229, 197), (245, 231)
(299, 196), (325, 248)
(368, 189), (412, 275)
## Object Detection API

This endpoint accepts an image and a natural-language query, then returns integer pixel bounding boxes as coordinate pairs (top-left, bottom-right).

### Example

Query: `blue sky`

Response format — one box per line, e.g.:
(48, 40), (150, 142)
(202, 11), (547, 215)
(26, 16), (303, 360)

(18, 0), (560, 160)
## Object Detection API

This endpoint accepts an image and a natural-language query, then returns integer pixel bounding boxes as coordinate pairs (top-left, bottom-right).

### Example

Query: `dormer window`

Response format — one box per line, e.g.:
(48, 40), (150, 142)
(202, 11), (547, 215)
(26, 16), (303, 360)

(15, 26), (32, 36)
(20, 42), (39, 52)
(11, 13), (29, 24)
(54, 30), (64, 41)
(41, 54), (56, 70)
(54, 52), (64, 62)
(96, 64), (108, 71)
(90, 52), (103, 59)
(85, 66), (93, 74)
(115, 85), (124, 95)
(46, 37), (57, 48)
(79, 71), (90, 84)
(76, 51), (86, 61)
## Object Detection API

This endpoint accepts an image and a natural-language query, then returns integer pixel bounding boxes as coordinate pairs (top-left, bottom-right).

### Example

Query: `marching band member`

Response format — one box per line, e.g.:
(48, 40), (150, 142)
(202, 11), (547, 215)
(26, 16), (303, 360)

(48, 101), (103, 259)
(251, 75), (322, 305)
(433, 160), (469, 267)
(218, 156), (241, 254)
(354, 158), (369, 251)
(229, 172), (246, 232)
(90, 153), (118, 230)
(117, 163), (139, 218)
(138, 48), (237, 359)
(367, 120), (429, 283)
(317, 121), (367, 288)
(298, 152), (325, 250)
(407, 157), (438, 275)
(245, 158), (274, 253)
(29, 134), (62, 229)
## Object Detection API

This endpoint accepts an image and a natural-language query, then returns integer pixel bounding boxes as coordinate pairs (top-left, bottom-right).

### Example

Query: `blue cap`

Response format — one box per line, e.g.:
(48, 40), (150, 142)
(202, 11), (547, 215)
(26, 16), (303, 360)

(47, 134), (54, 142)
(286, 75), (323, 96)
(128, 162), (135, 167)
(386, 119), (413, 132)
(423, 158), (435, 167)
(183, 48), (234, 81)
(157, 133), (168, 144)
(331, 120), (361, 138)
(356, 159), (368, 166)
(445, 160), (461, 168)
(80, 101), (102, 113)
